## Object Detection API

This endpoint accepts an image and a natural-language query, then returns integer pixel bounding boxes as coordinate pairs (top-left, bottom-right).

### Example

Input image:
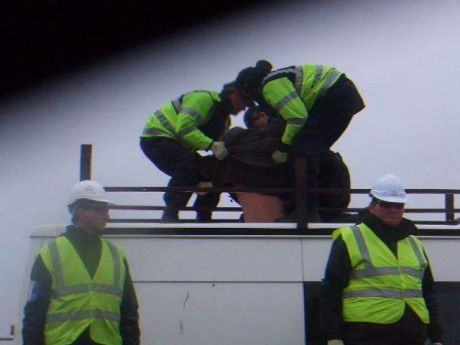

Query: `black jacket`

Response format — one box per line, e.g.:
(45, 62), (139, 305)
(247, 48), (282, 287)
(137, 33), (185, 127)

(22, 225), (140, 345)
(319, 211), (443, 343)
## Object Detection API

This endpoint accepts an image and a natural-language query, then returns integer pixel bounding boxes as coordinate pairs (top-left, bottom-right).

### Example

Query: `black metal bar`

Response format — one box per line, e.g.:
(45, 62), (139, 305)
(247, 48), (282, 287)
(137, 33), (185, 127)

(445, 193), (455, 224)
(108, 218), (238, 223)
(110, 205), (243, 212)
(74, 147), (460, 226)
(80, 144), (92, 181)
(105, 186), (294, 193)
(103, 186), (460, 195)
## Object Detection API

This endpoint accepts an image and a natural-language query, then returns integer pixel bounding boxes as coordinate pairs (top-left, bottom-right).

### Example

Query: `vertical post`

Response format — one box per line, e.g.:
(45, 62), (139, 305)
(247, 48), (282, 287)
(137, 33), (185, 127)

(294, 156), (308, 230)
(445, 193), (455, 224)
(80, 144), (92, 181)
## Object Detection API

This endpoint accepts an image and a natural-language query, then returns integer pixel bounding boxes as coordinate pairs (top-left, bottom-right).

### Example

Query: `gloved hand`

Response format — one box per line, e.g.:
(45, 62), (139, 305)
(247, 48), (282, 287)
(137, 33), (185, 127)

(327, 340), (344, 345)
(196, 181), (213, 196)
(272, 150), (288, 164)
(432, 343), (443, 345)
(211, 141), (229, 160)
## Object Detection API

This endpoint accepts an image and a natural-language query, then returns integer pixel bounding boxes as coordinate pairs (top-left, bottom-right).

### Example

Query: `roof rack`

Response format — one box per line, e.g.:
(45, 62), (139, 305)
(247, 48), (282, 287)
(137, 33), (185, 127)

(79, 144), (460, 230)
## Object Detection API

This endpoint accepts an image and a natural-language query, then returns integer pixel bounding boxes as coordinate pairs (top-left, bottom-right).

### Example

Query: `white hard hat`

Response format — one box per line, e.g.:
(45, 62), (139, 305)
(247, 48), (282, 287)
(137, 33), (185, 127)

(67, 180), (112, 206)
(370, 174), (408, 203)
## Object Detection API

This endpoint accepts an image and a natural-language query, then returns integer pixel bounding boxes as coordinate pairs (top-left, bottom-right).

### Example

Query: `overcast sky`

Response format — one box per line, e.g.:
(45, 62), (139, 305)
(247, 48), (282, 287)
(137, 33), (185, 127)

(1, 0), (460, 337)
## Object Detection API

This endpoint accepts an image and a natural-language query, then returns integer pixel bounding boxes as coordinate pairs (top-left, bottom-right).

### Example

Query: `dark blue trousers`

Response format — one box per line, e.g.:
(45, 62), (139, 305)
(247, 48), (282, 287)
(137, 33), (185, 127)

(140, 137), (219, 218)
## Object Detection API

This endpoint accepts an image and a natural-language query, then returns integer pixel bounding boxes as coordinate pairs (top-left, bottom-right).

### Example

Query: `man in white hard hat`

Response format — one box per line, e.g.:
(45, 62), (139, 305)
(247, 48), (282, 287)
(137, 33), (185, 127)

(319, 174), (443, 345)
(22, 180), (141, 345)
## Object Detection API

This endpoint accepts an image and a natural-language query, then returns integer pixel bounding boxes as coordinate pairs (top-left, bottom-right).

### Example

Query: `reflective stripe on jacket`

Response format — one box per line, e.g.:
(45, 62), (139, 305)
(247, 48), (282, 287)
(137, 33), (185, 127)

(261, 64), (343, 145)
(40, 236), (126, 345)
(335, 223), (430, 324)
(141, 90), (222, 151)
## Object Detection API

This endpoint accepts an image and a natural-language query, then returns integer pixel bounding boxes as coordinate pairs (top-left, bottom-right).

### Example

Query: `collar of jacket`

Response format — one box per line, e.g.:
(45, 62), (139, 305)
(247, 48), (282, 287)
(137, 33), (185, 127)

(65, 225), (101, 242)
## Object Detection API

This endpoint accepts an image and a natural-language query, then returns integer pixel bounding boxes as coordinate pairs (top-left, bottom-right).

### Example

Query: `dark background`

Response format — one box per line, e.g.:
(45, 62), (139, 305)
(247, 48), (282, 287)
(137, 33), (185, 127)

(1, 0), (264, 101)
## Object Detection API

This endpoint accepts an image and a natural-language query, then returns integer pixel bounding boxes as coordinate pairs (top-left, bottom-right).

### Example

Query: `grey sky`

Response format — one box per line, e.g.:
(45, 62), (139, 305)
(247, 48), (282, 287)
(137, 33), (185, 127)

(1, 0), (459, 336)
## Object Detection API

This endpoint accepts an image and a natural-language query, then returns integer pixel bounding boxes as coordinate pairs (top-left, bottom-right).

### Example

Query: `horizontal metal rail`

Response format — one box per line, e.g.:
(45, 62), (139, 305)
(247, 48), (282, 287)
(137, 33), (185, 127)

(79, 144), (460, 228)
(104, 186), (460, 226)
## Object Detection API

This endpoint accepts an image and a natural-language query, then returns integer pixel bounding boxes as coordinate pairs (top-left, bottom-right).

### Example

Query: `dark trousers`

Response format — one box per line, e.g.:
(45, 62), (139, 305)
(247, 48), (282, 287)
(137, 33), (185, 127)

(342, 307), (428, 345)
(140, 137), (219, 217)
(289, 75), (364, 213)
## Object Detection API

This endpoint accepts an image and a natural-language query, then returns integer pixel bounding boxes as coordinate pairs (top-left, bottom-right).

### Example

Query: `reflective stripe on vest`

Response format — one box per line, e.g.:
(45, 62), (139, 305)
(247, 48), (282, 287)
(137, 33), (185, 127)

(273, 91), (300, 113)
(351, 266), (425, 280)
(47, 309), (121, 323)
(173, 96), (208, 122)
(344, 288), (423, 299)
(156, 110), (175, 132)
(48, 240), (123, 298)
(177, 125), (198, 138)
(319, 68), (342, 95)
(263, 65), (303, 95)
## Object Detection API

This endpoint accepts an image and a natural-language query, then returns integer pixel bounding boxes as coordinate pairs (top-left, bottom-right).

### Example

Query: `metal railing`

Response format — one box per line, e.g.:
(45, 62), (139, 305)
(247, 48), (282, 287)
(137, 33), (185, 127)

(79, 144), (460, 230)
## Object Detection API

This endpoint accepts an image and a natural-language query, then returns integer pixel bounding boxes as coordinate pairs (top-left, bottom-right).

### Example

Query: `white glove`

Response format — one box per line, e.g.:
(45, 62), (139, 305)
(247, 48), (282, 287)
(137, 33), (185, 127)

(327, 340), (344, 345)
(196, 181), (213, 196)
(211, 141), (229, 160)
(432, 343), (443, 345)
(272, 150), (288, 164)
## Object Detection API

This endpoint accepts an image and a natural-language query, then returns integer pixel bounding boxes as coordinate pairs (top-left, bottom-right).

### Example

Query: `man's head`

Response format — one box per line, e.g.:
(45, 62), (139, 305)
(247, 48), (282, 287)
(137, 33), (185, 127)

(368, 174), (408, 227)
(243, 106), (271, 129)
(67, 180), (112, 233)
(220, 82), (253, 115)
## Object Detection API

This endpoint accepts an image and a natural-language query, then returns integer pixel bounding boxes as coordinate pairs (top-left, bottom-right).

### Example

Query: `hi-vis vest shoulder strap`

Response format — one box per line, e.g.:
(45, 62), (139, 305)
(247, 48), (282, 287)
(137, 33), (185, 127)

(40, 236), (126, 345)
(338, 224), (430, 324)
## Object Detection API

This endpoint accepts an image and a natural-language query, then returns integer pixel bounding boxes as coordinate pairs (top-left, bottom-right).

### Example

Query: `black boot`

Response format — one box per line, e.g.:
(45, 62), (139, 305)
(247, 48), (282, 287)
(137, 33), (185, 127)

(194, 192), (219, 223)
(161, 208), (179, 222)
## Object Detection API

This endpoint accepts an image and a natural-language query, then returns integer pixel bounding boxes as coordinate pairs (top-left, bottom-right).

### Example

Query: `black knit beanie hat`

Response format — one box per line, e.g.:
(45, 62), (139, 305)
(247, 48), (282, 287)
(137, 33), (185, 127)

(235, 60), (273, 99)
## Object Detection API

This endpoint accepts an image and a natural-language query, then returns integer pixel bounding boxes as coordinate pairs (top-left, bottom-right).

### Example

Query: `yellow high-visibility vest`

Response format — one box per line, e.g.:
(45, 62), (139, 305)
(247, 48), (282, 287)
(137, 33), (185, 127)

(40, 236), (126, 345)
(335, 224), (430, 324)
